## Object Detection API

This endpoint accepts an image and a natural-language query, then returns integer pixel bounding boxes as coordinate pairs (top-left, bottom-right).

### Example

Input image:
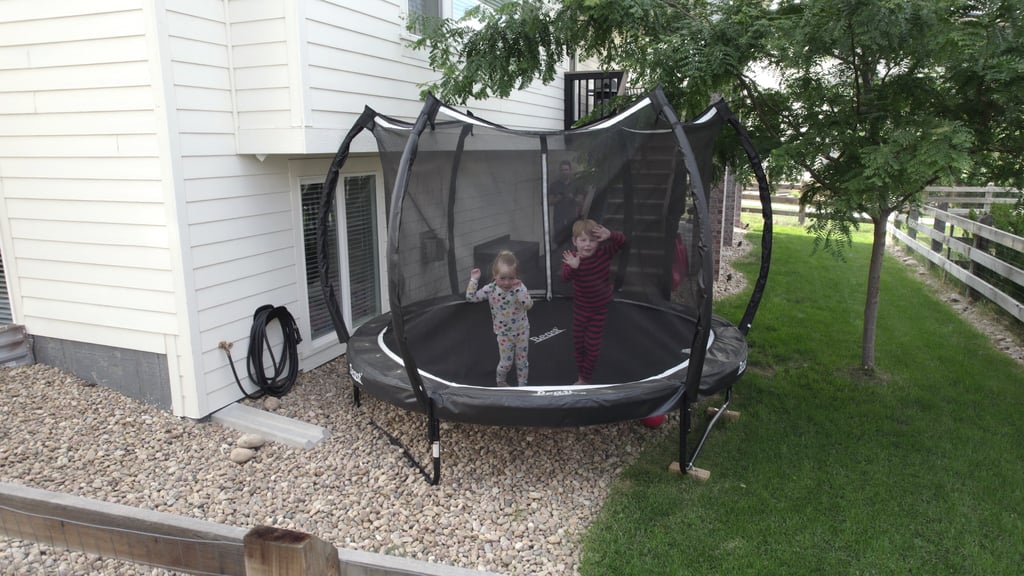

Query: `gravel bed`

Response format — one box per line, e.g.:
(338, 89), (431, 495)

(0, 230), (754, 576)
(1, 360), (682, 575)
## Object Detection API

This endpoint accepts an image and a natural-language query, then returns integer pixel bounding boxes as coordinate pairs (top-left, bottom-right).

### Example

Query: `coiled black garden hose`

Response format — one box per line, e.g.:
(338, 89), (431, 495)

(219, 304), (302, 399)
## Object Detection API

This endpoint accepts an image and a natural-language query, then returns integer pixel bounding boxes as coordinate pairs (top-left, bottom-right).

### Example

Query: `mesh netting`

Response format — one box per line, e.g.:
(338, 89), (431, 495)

(372, 95), (722, 314)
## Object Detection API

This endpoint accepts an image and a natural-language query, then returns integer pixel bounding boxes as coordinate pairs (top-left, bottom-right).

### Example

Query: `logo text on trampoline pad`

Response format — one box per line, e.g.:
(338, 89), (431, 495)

(349, 366), (363, 383)
(534, 389), (574, 396)
(530, 327), (565, 343)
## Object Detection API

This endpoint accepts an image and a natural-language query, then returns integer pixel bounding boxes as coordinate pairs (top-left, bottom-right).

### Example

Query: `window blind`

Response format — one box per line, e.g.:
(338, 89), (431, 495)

(0, 246), (11, 325)
(344, 175), (380, 327)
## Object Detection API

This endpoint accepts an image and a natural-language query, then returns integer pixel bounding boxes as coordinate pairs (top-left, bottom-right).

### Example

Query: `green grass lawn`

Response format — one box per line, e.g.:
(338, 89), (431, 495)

(580, 224), (1024, 576)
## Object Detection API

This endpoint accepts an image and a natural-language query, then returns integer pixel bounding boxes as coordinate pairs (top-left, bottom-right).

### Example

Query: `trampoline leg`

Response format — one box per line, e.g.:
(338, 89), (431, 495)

(671, 389), (737, 481)
(365, 399), (442, 484)
(678, 402), (691, 470)
(692, 389), (736, 478)
(669, 402), (711, 480)
(427, 402), (441, 485)
(352, 385), (361, 408)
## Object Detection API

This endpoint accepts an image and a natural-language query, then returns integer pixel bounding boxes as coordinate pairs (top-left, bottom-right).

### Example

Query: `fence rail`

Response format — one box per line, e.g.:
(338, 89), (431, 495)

(742, 191), (805, 222)
(741, 191), (872, 224)
(742, 184), (1021, 223)
(922, 186), (1019, 215)
(0, 482), (500, 576)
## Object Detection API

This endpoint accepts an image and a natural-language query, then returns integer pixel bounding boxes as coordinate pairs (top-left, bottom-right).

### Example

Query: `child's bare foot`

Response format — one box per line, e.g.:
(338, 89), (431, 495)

(574, 378), (588, 385)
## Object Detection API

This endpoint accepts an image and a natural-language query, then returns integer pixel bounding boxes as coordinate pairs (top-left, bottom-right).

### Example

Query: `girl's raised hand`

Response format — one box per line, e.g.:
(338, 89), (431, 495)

(470, 268), (481, 282)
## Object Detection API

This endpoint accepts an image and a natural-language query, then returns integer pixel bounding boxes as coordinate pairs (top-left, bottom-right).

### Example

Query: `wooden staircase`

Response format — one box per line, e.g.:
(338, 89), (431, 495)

(594, 138), (688, 300)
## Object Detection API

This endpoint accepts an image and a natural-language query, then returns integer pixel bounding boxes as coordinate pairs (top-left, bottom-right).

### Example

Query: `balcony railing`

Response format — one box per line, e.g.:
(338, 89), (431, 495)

(563, 70), (625, 129)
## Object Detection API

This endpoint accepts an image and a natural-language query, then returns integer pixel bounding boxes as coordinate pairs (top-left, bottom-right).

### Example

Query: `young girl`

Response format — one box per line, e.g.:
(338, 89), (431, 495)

(561, 220), (627, 384)
(466, 250), (534, 386)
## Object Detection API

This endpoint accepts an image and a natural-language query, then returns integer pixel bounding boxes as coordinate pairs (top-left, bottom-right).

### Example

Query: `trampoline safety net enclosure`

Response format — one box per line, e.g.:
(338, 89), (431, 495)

(319, 88), (771, 440)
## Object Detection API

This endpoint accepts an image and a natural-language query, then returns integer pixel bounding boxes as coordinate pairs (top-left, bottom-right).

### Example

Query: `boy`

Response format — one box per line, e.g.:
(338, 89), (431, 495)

(560, 220), (626, 384)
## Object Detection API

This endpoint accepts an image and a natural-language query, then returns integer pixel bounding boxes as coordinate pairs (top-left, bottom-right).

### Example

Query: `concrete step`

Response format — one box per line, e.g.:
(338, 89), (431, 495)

(211, 402), (329, 450)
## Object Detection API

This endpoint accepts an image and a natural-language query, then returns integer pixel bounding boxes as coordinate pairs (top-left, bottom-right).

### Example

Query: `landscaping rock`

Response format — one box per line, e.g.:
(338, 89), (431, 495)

(236, 433), (266, 449)
(229, 447), (257, 464)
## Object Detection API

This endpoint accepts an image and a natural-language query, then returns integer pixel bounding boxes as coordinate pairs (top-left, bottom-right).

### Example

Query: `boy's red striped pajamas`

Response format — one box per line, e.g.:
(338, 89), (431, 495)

(561, 231), (626, 382)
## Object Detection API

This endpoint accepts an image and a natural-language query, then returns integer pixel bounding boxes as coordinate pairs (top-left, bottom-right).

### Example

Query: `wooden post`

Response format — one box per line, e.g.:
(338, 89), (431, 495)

(0, 482), (247, 576)
(968, 213), (994, 301)
(244, 526), (340, 576)
(706, 406), (742, 421)
(931, 202), (948, 253)
(669, 461), (711, 481)
(907, 209), (918, 240)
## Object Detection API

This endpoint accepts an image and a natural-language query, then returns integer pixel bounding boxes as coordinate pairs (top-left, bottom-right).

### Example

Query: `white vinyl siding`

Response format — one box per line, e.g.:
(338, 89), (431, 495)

(0, 3), (177, 354)
(166, 3), (307, 416)
(233, 0), (568, 154)
(229, 0), (296, 151)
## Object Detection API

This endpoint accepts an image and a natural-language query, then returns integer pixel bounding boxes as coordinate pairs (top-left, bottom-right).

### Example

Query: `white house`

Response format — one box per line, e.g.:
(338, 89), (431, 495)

(0, 0), (593, 419)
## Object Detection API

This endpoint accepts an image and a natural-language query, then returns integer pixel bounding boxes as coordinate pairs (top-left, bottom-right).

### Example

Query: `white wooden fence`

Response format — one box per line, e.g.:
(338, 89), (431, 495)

(739, 183), (1023, 321)
(888, 187), (1024, 323)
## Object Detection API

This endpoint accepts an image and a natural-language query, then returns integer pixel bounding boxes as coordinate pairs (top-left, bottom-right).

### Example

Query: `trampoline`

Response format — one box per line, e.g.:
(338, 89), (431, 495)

(319, 88), (772, 483)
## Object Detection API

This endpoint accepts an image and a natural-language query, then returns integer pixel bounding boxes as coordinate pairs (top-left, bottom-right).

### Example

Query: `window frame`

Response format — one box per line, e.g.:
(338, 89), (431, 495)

(0, 243), (12, 325)
(293, 163), (388, 370)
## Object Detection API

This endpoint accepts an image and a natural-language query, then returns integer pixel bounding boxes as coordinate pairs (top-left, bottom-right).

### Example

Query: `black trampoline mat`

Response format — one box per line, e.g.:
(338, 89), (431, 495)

(383, 298), (695, 387)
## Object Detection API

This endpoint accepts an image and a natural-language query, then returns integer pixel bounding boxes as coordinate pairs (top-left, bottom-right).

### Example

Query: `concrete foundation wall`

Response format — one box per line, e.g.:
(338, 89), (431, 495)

(32, 336), (171, 411)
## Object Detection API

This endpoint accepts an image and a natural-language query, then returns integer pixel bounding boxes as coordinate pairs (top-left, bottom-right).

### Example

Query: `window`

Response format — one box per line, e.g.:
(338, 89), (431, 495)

(409, 1), (508, 33)
(452, 0), (475, 18)
(409, 0), (441, 18)
(408, 0), (441, 34)
(301, 175), (382, 343)
(342, 175), (381, 327)
(454, 0), (506, 19)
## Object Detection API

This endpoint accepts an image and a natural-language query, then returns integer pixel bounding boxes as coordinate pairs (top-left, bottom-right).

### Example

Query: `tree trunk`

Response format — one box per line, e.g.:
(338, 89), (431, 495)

(861, 214), (890, 371)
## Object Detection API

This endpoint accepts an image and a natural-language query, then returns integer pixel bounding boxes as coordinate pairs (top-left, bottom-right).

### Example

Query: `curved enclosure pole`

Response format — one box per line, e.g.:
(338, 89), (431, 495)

(388, 95), (442, 408)
(540, 137), (553, 298)
(650, 88), (714, 409)
(318, 106), (378, 345)
(446, 124), (474, 294)
(714, 101), (773, 336)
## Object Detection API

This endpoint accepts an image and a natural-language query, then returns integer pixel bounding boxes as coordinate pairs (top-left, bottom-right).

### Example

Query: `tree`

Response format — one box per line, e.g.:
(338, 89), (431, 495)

(412, 0), (1024, 371)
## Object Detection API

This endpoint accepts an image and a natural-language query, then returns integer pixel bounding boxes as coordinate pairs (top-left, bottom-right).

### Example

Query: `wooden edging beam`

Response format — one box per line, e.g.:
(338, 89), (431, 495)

(0, 482), (247, 575)
(0, 482), (506, 576)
